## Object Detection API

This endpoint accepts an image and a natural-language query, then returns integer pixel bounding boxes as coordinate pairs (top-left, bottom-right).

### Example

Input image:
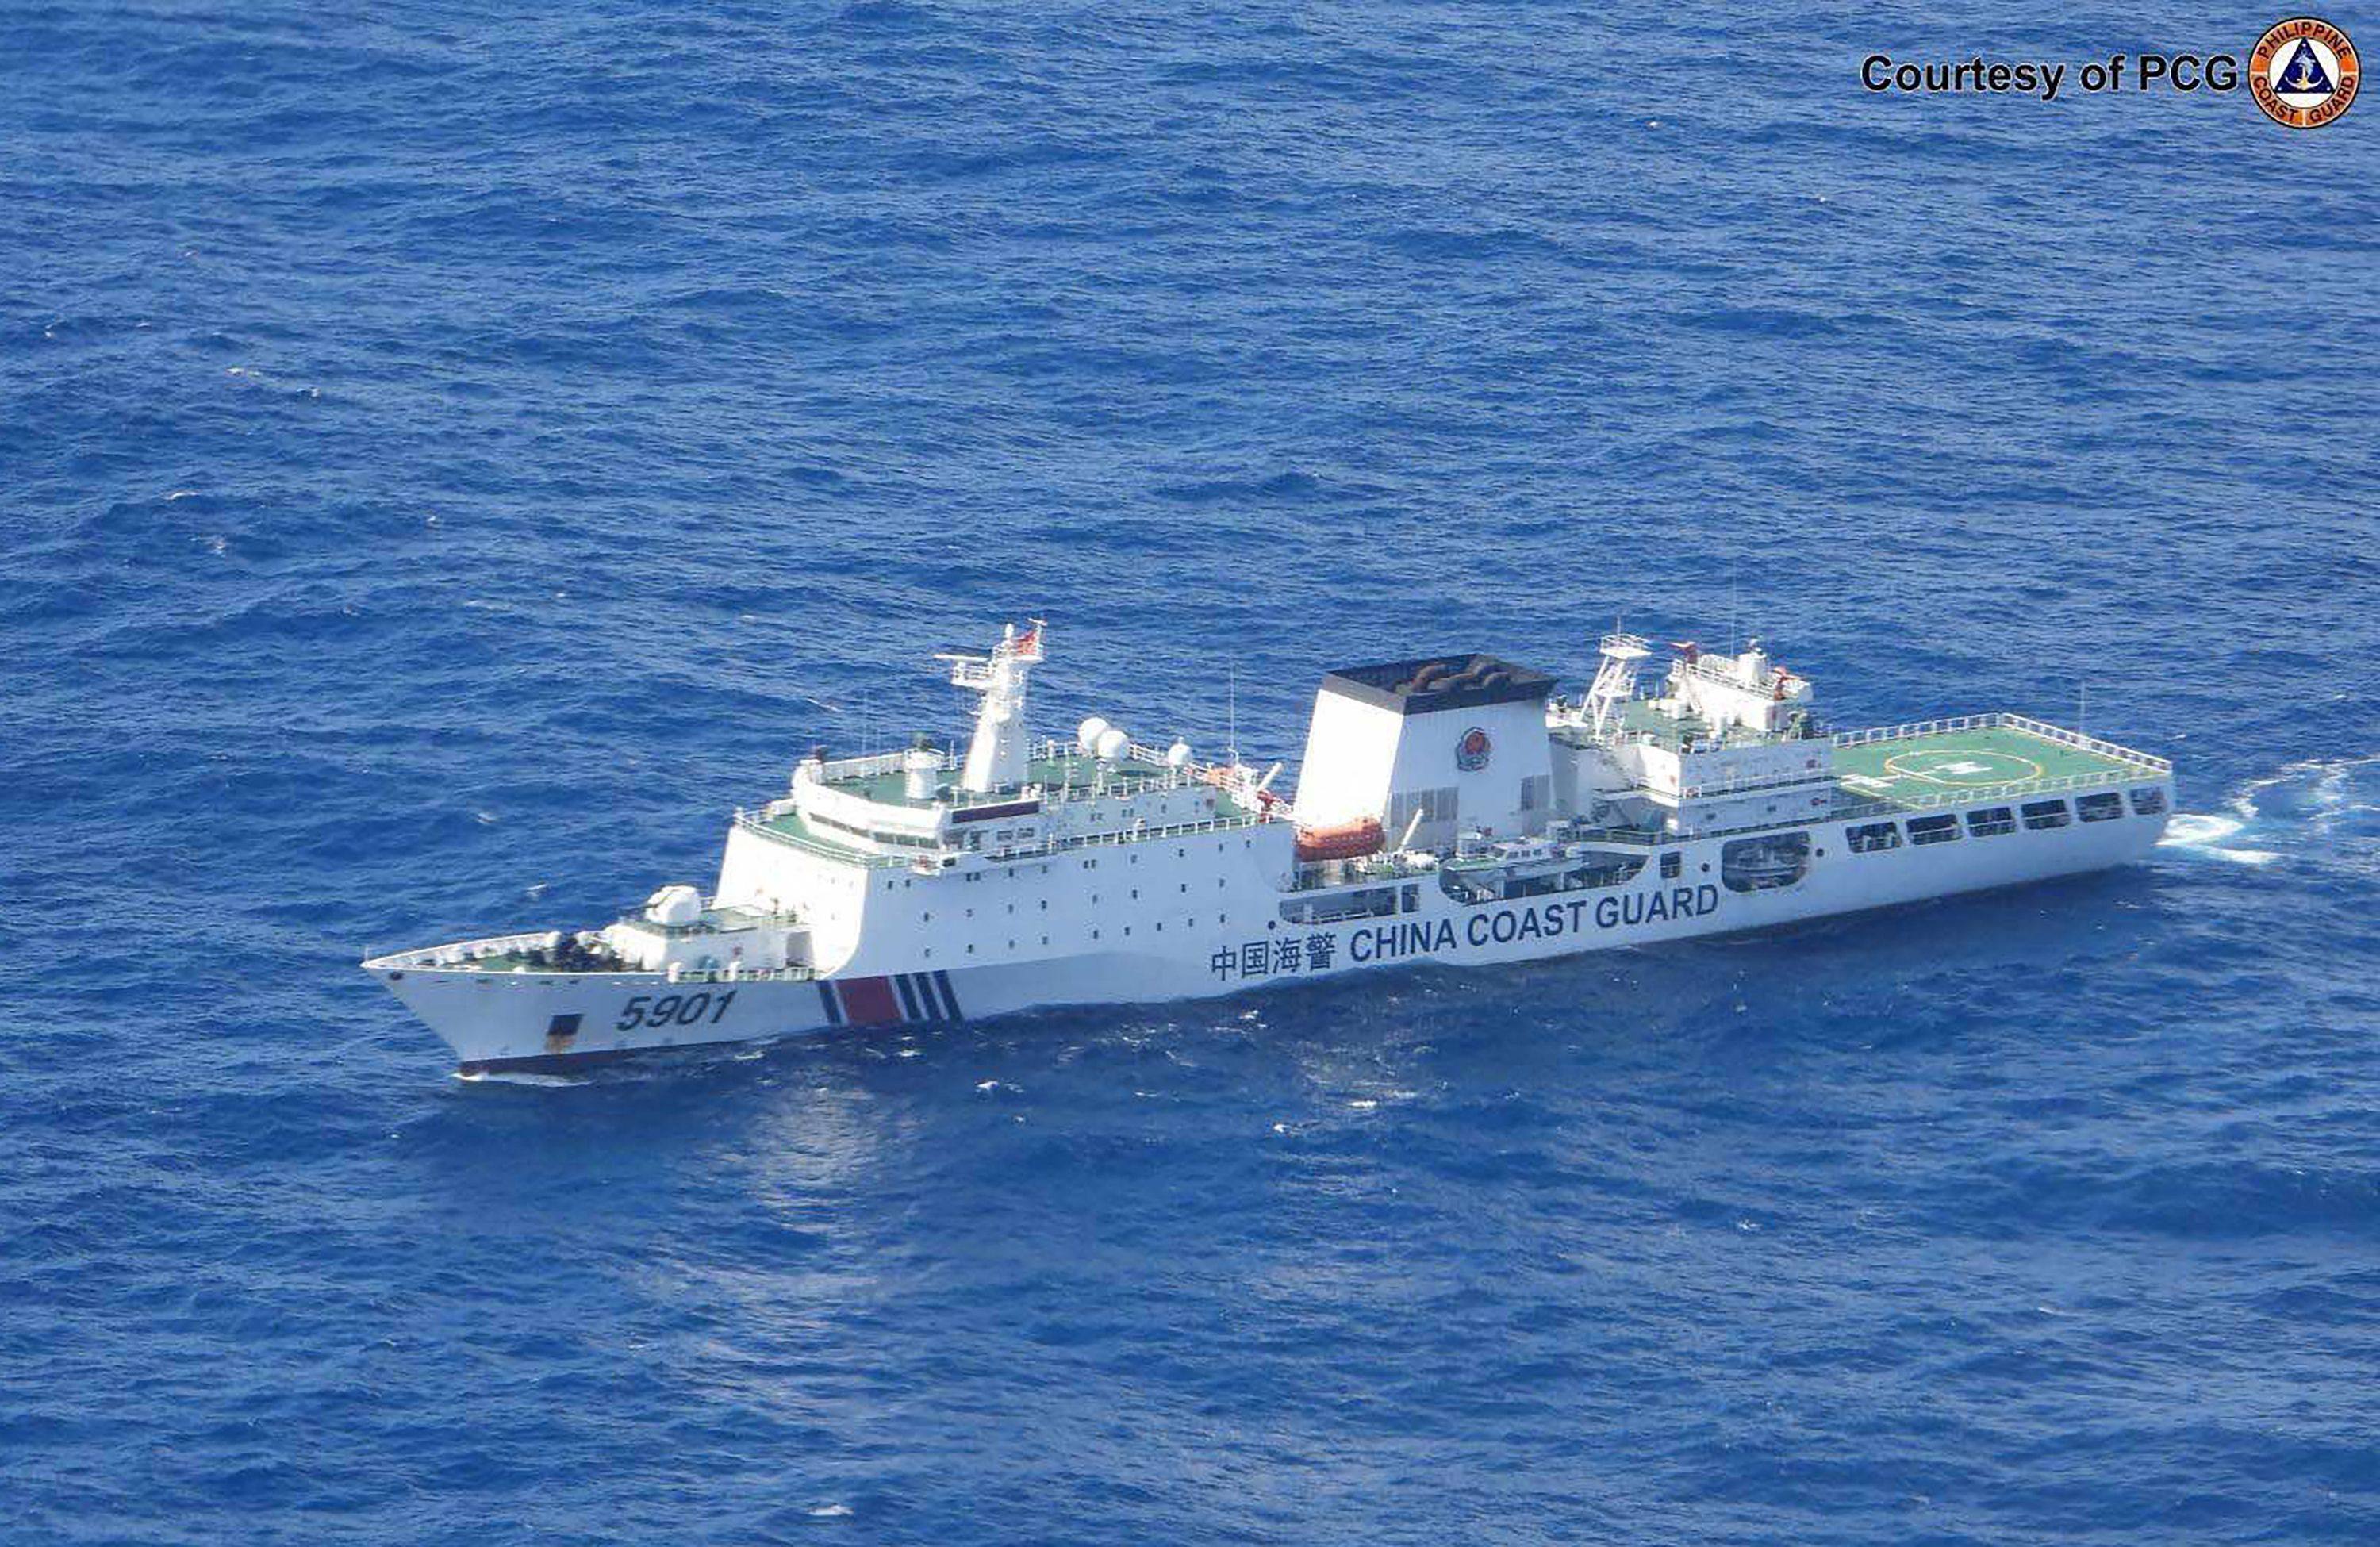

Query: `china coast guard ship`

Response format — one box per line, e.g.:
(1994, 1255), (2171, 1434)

(366, 621), (2175, 1073)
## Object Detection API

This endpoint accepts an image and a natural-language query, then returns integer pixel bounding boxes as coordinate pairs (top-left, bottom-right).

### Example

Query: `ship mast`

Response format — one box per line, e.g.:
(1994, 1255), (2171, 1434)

(939, 620), (1046, 794)
(1584, 631), (1651, 739)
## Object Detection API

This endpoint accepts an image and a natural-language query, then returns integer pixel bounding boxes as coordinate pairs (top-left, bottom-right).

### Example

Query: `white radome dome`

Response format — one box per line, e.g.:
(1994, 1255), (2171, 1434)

(1077, 716), (1111, 754)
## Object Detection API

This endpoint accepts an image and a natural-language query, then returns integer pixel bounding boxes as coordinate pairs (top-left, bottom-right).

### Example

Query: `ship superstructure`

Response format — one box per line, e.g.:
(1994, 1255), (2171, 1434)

(367, 621), (2175, 1073)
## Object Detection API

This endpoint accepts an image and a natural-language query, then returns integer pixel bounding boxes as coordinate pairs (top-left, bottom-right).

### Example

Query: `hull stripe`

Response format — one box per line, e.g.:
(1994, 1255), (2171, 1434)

(816, 981), (843, 1027)
(838, 975), (902, 1027)
(934, 969), (962, 1021)
(894, 972), (923, 1022)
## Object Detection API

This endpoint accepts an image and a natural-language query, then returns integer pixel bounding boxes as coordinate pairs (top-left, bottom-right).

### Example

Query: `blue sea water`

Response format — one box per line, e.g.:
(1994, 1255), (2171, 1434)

(6, 1), (2379, 1541)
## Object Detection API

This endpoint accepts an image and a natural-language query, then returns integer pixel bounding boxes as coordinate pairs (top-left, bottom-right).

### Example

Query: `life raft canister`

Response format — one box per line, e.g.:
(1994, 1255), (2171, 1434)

(1294, 816), (1384, 862)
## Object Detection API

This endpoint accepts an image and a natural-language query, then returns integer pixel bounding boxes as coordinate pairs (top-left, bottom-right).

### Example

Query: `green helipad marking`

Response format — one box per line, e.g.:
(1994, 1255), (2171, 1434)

(1881, 747), (2044, 786)
(1831, 723), (2150, 809)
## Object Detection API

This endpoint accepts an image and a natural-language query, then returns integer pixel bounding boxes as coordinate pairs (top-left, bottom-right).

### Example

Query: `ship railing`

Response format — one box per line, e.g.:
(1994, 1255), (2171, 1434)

(1674, 766), (1839, 801)
(1284, 852), (1438, 892)
(1000, 808), (1266, 859)
(1569, 762), (2167, 850)
(1026, 738), (1223, 803)
(1994, 712), (2173, 772)
(1830, 712), (2003, 748)
(739, 802), (1270, 869)
(1832, 712), (2171, 772)
(367, 929), (821, 981)
(366, 927), (570, 969)
(812, 747), (960, 782)
(735, 810), (917, 867)
(1842, 766), (2163, 812)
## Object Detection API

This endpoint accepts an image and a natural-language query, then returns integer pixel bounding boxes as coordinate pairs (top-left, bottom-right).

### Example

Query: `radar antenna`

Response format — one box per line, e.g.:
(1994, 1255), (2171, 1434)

(938, 619), (1046, 793)
(1585, 631), (1652, 739)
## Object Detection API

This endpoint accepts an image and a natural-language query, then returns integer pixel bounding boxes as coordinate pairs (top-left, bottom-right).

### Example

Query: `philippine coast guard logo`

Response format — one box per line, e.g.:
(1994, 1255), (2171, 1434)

(2251, 17), (2359, 128)
(1455, 727), (1491, 771)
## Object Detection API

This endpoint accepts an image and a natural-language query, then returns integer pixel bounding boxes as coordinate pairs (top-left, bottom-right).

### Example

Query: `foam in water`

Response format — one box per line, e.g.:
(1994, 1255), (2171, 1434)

(2162, 812), (2278, 865)
(453, 1069), (586, 1088)
(2166, 755), (2380, 867)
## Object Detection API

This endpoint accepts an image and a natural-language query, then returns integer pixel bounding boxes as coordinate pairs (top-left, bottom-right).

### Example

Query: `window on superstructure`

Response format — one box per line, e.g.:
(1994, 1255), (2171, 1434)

(2129, 787), (2167, 816)
(1661, 852), (1683, 877)
(1386, 785), (1459, 835)
(1907, 814), (1959, 846)
(2077, 792), (2124, 823)
(2021, 800), (2070, 830)
(1846, 822), (1901, 853)
(1966, 807), (2015, 837)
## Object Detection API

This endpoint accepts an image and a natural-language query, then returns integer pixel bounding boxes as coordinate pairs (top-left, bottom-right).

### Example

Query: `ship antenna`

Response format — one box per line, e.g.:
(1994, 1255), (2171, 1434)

(1227, 664), (1238, 770)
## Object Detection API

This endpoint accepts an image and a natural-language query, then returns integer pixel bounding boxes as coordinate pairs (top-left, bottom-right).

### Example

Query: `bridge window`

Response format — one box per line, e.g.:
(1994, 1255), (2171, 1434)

(2077, 792), (2124, 823)
(2021, 800), (2070, 830)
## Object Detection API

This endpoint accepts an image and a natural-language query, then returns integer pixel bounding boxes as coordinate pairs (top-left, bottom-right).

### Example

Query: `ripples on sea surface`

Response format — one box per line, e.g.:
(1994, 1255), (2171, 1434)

(4, 2), (2377, 1541)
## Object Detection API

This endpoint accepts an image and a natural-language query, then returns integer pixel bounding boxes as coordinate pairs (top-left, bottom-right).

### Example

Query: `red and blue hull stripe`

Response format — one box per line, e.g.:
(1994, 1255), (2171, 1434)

(817, 969), (962, 1028)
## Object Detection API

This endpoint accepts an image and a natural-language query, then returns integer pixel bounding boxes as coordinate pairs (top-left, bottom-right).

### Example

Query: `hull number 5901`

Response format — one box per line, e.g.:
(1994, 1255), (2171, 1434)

(617, 991), (736, 1031)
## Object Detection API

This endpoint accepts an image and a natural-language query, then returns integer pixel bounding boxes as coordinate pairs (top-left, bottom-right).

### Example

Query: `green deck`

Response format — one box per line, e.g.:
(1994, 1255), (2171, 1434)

(1832, 722), (2155, 811)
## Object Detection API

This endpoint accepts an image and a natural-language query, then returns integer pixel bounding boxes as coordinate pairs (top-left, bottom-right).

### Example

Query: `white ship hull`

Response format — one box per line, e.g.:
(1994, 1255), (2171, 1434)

(371, 800), (2167, 1075)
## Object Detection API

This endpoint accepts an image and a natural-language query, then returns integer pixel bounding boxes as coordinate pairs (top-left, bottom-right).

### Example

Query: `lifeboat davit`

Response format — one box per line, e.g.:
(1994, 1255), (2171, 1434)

(1294, 816), (1384, 863)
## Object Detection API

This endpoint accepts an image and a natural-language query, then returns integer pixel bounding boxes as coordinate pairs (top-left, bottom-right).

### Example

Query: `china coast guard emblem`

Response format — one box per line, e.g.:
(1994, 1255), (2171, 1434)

(2251, 17), (2359, 128)
(1455, 727), (1492, 771)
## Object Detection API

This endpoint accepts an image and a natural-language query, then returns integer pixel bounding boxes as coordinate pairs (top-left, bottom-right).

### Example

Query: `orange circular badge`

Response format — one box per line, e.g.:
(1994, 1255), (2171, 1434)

(2251, 17), (2359, 128)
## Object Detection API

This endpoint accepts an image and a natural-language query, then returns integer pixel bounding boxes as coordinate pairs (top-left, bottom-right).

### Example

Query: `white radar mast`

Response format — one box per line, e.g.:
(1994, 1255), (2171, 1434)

(1585, 631), (1651, 739)
(939, 619), (1046, 794)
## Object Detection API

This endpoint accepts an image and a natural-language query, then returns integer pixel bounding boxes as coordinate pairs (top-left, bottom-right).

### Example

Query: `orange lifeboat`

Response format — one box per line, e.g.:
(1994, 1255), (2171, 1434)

(1294, 816), (1384, 863)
